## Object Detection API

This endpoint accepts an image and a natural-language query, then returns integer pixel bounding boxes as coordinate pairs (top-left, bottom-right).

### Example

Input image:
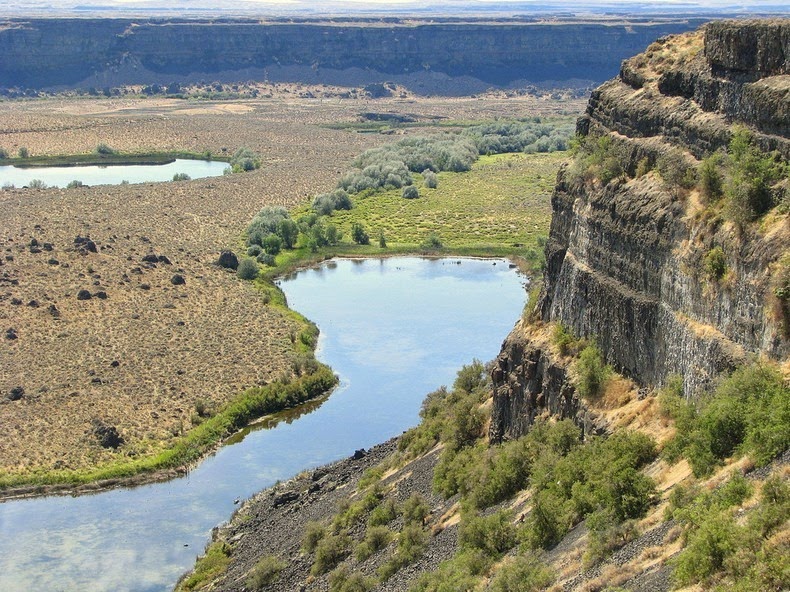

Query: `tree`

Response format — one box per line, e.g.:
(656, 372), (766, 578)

(237, 258), (259, 280)
(278, 219), (299, 249)
(351, 223), (370, 245)
(263, 234), (283, 255)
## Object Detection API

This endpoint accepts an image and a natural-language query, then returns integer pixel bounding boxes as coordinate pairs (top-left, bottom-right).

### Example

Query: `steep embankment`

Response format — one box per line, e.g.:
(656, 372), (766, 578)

(0, 18), (703, 94)
(492, 19), (789, 443)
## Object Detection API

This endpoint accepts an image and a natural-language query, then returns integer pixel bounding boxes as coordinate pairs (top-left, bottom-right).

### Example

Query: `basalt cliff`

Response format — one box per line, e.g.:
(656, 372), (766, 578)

(491, 19), (789, 442)
(0, 17), (704, 94)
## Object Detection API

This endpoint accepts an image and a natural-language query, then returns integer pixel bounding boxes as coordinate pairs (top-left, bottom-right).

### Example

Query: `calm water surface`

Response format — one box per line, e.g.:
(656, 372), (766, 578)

(0, 159), (227, 188)
(0, 257), (526, 591)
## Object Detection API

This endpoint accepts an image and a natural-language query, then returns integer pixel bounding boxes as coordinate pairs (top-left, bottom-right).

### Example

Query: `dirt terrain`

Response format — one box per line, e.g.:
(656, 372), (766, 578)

(0, 91), (583, 479)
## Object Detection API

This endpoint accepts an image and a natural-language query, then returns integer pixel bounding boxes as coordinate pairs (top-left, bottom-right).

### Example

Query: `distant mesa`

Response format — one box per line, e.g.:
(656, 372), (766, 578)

(0, 17), (709, 95)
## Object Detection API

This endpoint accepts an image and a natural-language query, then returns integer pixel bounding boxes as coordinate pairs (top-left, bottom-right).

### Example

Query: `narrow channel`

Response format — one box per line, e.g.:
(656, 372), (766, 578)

(0, 257), (526, 591)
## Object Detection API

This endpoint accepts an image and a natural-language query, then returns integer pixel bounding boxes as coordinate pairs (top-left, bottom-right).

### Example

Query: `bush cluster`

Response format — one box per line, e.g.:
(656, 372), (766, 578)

(567, 134), (627, 185)
(661, 363), (789, 476)
(461, 118), (575, 155)
(229, 147), (261, 173)
(668, 471), (788, 589)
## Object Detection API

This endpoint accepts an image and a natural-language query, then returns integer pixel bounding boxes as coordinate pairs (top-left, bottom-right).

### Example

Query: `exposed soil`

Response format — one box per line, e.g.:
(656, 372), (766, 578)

(0, 93), (584, 482)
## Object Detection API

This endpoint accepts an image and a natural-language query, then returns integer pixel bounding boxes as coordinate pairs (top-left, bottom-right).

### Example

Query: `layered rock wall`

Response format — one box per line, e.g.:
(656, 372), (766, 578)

(0, 18), (702, 92)
(492, 19), (789, 441)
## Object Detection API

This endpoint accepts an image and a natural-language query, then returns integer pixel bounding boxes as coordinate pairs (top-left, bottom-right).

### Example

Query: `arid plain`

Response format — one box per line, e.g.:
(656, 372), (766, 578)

(0, 89), (582, 485)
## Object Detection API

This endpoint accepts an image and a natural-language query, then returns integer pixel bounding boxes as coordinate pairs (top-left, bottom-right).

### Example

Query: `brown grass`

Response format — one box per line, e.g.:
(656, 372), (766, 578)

(0, 93), (585, 481)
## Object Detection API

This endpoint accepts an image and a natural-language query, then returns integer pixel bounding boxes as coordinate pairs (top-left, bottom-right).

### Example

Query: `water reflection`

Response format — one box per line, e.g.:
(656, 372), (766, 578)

(0, 256), (525, 592)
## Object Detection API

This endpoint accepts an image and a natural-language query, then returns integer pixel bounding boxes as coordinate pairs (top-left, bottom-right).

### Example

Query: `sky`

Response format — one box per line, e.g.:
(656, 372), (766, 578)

(1, 0), (788, 17)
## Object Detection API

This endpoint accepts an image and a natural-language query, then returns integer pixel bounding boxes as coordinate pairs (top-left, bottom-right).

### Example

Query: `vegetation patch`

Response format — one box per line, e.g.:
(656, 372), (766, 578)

(660, 363), (789, 477)
(0, 367), (337, 492)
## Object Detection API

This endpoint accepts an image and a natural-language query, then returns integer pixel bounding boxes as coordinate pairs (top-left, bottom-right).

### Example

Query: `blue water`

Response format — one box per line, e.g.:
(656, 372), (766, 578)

(0, 159), (227, 188)
(0, 256), (526, 591)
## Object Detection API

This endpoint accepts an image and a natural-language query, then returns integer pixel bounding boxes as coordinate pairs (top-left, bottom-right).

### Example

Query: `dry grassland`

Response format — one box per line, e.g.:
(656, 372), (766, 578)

(0, 93), (583, 482)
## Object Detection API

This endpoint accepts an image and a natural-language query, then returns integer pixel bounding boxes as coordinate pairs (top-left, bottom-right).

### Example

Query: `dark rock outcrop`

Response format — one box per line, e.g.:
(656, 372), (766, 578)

(492, 19), (789, 441)
(217, 250), (239, 270)
(91, 419), (124, 449)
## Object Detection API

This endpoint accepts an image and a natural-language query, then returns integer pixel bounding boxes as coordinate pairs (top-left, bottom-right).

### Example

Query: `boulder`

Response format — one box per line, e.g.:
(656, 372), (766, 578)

(91, 419), (124, 449)
(217, 250), (239, 270)
(7, 386), (24, 401)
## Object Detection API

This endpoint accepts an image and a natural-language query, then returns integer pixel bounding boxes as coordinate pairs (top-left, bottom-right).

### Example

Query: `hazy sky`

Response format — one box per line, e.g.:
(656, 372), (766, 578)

(2, 0), (788, 16)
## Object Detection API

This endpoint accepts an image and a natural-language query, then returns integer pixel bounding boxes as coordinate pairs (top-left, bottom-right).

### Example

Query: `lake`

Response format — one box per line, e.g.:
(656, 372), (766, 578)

(0, 159), (228, 188)
(0, 256), (526, 591)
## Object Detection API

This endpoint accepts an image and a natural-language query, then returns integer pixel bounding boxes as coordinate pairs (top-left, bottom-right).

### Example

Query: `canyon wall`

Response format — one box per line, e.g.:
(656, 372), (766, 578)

(492, 19), (789, 442)
(0, 18), (703, 93)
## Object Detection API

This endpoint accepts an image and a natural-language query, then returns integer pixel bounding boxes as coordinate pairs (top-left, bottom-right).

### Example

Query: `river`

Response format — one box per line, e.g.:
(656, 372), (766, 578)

(0, 256), (526, 591)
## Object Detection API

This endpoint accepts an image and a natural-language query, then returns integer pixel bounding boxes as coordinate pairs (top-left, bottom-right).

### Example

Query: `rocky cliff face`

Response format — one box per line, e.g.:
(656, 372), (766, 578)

(0, 18), (703, 93)
(492, 19), (789, 442)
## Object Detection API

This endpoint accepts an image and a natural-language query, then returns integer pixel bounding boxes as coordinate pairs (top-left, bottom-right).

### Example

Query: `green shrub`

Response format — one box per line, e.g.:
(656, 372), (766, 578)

(396, 524), (427, 563)
(247, 555), (286, 590)
(575, 344), (610, 400)
(172, 172), (191, 181)
(552, 323), (578, 356)
(0, 147), (8, 159)
(351, 222), (370, 245)
(467, 437), (535, 509)
(236, 258), (259, 280)
(698, 153), (724, 201)
(257, 253), (276, 266)
(325, 223), (342, 246)
(522, 490), (569, 549)
(262, 234), (282, 255)
(402, 185), (420, 199)
(95, 143), (116, 155)
(672, 511), (744, 586)
(311, 534), (351, 575)
(569, 134), (625, 185)
(180, 541), (232, 591)
(354, 526), (392, 561)
(459, 510), (517, 557)
(401, 493), (430, 525)
(452, 359), (487, 394)
(313, 189), (353, 216)
(420, 232), (443, 249)
(725, 128), (786, 225)
(703, 247), (727, 281)
(748, 473), (789, 538)
(302, 521), (326, 553)
(66, 180), (84, 189)
(378, 230), (387, 248)
(664, 363), (789, 476)
(409, 549), (491, 591)
(487, 554), (555, 592)
(278, 219), (299, 249)
(28, 179), (46, 189)
(328, 566), (375, 592)
(368, 497), (398, 526)
(378, 524), (427, 581)
(247, 245), (263, 257)
(18, 146), (29, 158)
(230, 147), (261, 172)
(422, 169), (438, 189)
